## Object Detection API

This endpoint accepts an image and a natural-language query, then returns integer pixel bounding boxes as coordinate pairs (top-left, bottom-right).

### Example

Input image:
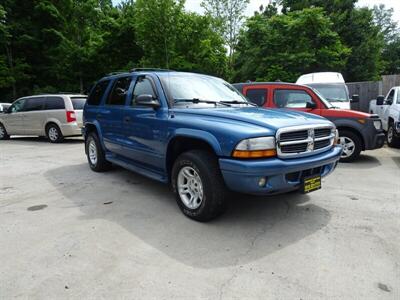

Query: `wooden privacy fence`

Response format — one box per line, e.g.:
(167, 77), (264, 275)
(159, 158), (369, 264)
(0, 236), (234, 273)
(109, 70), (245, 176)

(347, 74), (400, 112)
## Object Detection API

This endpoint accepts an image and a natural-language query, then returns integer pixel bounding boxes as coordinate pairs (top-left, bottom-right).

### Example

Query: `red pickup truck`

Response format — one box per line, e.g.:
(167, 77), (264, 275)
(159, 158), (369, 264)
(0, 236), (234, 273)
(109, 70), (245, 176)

(233, 82), (385, 162)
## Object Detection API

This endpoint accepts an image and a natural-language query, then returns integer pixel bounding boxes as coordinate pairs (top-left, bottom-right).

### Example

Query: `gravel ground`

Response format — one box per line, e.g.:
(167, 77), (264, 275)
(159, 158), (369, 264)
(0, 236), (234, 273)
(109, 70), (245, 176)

(0, 137), (399, 299)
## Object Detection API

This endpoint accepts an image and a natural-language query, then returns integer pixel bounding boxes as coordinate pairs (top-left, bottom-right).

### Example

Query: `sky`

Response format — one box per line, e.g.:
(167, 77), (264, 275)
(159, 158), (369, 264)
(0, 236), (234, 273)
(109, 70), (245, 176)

(112, 0), (400, 21)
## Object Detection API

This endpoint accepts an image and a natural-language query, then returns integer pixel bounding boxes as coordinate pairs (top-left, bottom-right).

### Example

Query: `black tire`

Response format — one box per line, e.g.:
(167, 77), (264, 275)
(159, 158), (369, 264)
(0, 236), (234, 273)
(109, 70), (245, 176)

(387, 123), (400, 148)
(85, 132), (111, 172)
(171, 150), (229, 222)
(339, 130), (362, 163)
(0, 123), (10, 140)
(46, 123), (64, 143)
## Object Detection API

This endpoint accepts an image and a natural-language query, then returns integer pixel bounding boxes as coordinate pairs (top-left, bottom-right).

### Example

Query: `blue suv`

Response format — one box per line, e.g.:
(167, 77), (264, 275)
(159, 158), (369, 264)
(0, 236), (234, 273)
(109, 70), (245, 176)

(83, 69), (342, 221)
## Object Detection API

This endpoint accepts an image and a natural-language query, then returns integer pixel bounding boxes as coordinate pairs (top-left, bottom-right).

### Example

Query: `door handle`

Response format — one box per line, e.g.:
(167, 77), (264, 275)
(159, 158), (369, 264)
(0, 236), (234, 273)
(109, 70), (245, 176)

(124, 116), (131, 123)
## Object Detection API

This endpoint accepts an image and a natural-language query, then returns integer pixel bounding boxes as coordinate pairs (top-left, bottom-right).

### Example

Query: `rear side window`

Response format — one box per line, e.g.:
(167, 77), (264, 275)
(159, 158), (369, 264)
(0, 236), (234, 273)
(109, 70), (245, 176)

(273, 90), (314, 108)
(88, 80), (110, 106)
(23, 97), (45, 111)
(71, 97), (87, 110)
(107, 77), (132, 106)
(45, 97), (65, 110)
(246, 89), (267, 106)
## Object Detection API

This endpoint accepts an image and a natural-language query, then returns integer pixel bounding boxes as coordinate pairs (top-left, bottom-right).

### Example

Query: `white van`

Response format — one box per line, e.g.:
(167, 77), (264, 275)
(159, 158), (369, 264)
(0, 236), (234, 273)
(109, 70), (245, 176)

(296, 72), (351, 109)
(0, 94), (86, 143)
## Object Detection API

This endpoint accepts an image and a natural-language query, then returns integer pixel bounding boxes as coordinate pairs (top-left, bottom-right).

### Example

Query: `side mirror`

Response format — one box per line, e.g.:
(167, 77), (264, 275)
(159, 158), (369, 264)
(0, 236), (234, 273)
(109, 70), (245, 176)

(376, 95), (384, 105)
(136, 94), (160, 108)
(306, 101), (317, 109)
(351, 94), (360, 103)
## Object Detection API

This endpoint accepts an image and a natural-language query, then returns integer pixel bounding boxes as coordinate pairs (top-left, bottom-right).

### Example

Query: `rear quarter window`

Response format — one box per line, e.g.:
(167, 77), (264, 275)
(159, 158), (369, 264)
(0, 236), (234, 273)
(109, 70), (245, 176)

(45, 97), (65, 110)
(71, 97), (87, 110)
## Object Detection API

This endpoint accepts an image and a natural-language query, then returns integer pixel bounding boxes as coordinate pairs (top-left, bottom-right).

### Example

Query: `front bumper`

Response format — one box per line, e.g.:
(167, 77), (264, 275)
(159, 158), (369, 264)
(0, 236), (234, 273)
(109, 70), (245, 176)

(219, 145), (342, 195)
(361, 122), (385, 150)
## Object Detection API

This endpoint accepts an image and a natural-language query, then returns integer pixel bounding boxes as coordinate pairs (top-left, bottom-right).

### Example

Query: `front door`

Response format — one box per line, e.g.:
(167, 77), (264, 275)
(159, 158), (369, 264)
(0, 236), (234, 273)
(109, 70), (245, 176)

(272, 89), (318, 113)
(3, 99), (27, 135)
(121, 75), (166, 172)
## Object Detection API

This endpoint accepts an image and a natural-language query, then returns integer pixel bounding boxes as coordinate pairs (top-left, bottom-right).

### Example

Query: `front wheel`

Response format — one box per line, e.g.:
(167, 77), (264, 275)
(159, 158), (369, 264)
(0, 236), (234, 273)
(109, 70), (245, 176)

(387, 123), (400, 148)
(171, 150), (228, 222)
(0, 123), (10, 140)
(339, 130), (362, 163)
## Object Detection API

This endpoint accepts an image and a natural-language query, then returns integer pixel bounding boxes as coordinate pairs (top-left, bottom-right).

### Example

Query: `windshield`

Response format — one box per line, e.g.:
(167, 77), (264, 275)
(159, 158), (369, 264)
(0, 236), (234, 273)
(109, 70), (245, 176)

(160, 74), (248, 107)
(309, 84), (349, 102)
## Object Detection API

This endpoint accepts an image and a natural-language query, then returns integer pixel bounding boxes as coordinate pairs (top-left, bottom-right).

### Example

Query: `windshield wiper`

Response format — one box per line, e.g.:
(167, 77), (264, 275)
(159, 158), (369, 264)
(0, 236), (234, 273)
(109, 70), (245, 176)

(174, 98), (231, 107)
(221, 100), (257, 106)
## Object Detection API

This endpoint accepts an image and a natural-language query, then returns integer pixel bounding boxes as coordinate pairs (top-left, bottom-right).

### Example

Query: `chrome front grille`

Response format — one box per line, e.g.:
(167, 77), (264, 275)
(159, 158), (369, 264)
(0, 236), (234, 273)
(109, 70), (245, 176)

(276, 124), (335, 158)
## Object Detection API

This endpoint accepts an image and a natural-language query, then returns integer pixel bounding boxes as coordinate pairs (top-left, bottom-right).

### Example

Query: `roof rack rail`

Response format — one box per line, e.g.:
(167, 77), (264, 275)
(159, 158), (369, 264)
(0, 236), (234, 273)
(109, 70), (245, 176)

(130, 68), (174, 72)
(106, 71), (128, 76)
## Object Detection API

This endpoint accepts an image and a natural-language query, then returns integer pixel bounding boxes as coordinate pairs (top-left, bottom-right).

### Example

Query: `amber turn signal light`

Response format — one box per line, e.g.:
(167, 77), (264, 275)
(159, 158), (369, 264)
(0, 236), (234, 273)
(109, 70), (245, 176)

(232, 149), (277, 158)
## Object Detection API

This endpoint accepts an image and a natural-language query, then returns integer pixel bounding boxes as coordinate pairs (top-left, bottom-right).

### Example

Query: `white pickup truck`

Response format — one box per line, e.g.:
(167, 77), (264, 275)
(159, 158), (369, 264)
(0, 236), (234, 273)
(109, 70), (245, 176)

(370, 86), (400, 147)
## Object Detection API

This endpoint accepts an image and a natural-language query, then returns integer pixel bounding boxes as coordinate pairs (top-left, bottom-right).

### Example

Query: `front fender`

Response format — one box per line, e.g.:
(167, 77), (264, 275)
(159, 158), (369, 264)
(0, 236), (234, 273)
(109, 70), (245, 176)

(170, 128), (223, 156)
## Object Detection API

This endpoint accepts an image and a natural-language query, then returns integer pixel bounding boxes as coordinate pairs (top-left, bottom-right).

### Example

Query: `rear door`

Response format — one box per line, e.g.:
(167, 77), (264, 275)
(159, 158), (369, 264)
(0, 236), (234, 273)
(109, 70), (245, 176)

(244, 88), (268, 107)
(23, 97), (46, 135)
(4, 99), (27, 134)
(44, 96), (66, 126)
(100, 76), (133, 155)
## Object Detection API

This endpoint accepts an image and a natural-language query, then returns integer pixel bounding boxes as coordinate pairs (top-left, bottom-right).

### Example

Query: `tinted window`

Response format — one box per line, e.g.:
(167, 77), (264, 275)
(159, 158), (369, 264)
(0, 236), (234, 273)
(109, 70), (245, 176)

(397, 91), (400, 104)
(246, 89), (267, 106)
(88, 80), (110, 106)
(107, 77), (132, 106)
(132, 77), (156, 106)
(10, 99), (26, 113)
(71, 97), (87, 110)
(23, 97), (45, 111)
(45, 97), (65, 110)
(274, 90), (314, 108)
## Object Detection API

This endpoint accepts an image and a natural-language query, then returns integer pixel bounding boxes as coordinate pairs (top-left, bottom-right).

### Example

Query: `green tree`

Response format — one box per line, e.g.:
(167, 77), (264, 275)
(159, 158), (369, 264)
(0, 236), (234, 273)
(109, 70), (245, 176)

(280, 0), (384, 81)
(234, 8), (349, 82)
(201, 0), (249, 67)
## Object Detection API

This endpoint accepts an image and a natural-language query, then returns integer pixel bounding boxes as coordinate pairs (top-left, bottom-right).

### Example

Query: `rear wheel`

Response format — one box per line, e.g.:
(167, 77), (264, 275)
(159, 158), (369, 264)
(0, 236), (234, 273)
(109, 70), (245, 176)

(46, 124), (64, 143)
(0, 123), (10, 140)
(387, 123), (400, 148)
(339, 130), (362, 163)
(85, 132), (111, 172)
(171, 150), (228, 222)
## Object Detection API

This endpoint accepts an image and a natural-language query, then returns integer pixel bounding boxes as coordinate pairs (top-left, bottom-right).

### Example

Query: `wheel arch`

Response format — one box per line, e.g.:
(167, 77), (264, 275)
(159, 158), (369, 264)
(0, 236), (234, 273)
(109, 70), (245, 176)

(165, 131), (222, 182)
(336, 125), (365, 151)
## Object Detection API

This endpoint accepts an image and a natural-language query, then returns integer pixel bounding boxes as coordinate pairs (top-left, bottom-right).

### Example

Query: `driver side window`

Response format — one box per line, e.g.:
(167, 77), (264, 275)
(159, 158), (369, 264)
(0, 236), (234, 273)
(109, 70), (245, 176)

(131, 77), (156, 106)
(273, 90), (315, 108)
(386, 89), (395, 104)
(10, 99), (26, 113)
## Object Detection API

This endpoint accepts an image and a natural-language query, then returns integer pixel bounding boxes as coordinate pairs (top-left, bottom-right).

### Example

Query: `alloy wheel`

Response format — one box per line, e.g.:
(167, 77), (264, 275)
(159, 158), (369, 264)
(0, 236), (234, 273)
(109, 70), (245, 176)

(177, 166), (204, 210)
(340, 136), (355, 158)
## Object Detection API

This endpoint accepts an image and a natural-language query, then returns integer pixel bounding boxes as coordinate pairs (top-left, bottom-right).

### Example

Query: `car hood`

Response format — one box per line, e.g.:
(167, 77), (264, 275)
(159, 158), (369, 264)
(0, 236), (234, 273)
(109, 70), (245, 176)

(171, 107), (331, 131)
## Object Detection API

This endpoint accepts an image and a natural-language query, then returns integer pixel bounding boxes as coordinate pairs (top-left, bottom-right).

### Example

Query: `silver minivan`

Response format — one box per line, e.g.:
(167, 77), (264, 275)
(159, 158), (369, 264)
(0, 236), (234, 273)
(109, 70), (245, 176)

(0, 94), (86, 143)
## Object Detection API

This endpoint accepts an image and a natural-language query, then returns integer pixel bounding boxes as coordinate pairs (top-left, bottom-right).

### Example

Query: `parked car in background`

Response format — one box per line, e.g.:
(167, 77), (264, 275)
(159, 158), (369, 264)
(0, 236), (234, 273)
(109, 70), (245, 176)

(83, 69), (342, 221)
(0, 94), (86, 143)
(296, 72), (355, 110)
(0, 103), (11, 113)
(369, 86), (400, 147)
(233, 82), (385, 162)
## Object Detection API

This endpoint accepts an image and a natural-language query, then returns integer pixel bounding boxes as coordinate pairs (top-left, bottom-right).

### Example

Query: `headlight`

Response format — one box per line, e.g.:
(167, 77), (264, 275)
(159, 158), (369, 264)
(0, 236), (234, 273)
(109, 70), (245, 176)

(333, 129), (339, 145)
(373, 120), (382, 130)
(232, 137), (276, 158)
